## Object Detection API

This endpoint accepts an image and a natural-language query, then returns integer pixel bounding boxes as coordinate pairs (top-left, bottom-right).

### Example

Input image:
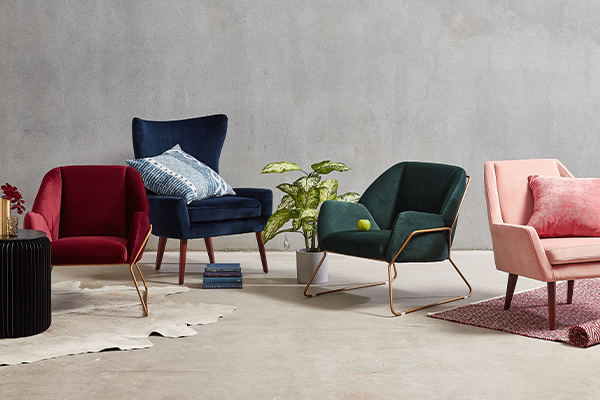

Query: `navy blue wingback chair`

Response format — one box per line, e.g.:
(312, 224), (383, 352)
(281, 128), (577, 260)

(132, 114), (272, 284)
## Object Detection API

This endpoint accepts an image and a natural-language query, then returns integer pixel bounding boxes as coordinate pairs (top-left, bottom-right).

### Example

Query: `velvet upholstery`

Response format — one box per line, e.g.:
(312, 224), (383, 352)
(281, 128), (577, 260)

(132, 115), (273, 283)
(318, 162), (467, 263)
(307, 161), (471, 317)
(24, 166), (151, 266)
(132, 115), (227, 172)
(484, 159), (600, 329)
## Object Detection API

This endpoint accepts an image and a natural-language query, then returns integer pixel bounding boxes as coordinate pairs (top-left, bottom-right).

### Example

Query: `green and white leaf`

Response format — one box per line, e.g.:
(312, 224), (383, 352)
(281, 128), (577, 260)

(318, 179), (338, 201)
(336, 192), (361, 203)
(305, 187), (321, 209)
(261, 162), (301, 174)
(276, 183), (301, 199)
(263, 209), (294, 243)
(297, 208), (319, 221)
(276, 195), (296, 211)
(294, 176), (321, 193)
(311, 161), (350, 175)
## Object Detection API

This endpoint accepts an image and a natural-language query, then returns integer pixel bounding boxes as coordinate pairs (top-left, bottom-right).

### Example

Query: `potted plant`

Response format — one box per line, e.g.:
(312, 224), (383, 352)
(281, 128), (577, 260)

(261, 161), (360, 283)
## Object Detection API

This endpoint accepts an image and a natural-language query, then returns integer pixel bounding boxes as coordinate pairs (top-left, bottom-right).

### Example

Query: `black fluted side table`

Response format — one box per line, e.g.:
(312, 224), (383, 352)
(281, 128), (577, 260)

(0, 229), (51, 338)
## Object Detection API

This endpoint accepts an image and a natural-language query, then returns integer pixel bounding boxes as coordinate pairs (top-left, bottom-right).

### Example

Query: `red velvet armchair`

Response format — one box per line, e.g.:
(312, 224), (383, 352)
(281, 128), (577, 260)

(24, 166), (152, 315)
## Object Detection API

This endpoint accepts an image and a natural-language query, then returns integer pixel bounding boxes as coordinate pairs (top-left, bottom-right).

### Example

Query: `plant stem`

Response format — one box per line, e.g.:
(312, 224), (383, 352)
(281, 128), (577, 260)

(304, 234), (310, 252)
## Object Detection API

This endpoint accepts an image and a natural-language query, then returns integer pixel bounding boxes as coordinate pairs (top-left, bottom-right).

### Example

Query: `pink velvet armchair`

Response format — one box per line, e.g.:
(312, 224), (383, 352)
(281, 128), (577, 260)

(484, 159), (600, 330)
(24, 166), (152, 315)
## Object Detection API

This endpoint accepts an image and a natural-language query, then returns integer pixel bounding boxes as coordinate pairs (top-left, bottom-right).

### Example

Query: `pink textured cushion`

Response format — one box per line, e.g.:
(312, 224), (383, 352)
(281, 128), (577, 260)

(541, 237), (600, 265)
(528, 175), (600, 238)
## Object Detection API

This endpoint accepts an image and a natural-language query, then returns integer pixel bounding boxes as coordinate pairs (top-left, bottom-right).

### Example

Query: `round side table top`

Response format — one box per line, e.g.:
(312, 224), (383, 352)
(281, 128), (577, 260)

(0, 229), (47, 242)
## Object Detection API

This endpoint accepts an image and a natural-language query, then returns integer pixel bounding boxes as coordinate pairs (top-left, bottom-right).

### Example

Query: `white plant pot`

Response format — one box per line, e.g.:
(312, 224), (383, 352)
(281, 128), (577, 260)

(296, 248), (328, 284)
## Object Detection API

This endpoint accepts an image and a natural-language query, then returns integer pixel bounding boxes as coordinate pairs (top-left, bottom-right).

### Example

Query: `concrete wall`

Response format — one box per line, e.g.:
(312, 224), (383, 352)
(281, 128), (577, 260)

(2, 1), (599, 251)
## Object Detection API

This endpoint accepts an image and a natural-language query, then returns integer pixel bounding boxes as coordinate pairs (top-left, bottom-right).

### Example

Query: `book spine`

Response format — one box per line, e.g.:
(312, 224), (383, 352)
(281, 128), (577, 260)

(203, 277), (242, 284)
(205, 263), (241, 272)
(205, 267), (241, 272)
(203, 272), (242, 277)
(203, 283), (243, 289)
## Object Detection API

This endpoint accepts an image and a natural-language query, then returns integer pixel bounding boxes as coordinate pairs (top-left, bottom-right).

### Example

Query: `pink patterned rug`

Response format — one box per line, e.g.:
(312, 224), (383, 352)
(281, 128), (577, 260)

(428, 279), (600, 347)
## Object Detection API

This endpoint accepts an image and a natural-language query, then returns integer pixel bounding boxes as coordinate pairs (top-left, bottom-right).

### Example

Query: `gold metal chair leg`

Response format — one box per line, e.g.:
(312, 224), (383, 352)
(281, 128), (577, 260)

(130, 261), (149, 316)
(388, 256), (472, 316)
(303, 252), (398, 298)
(129, 225), (152, 316)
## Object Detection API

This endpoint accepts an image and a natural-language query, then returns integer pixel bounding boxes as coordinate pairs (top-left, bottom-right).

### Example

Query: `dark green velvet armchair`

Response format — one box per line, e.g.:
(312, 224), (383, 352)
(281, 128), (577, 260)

(304, 161), (471, 316)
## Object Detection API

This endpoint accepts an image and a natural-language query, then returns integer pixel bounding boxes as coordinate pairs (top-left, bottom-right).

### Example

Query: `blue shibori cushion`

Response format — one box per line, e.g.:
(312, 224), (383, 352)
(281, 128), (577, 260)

(127, 144), (235, 204)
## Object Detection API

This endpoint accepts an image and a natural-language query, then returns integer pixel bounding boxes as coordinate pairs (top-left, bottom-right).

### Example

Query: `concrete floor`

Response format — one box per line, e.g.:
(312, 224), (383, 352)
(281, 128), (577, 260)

(2, 250), (599, 399)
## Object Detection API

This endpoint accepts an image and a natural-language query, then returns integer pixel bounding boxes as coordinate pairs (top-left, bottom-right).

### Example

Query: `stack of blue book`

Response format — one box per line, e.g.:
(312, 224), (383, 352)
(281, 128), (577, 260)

(203, 263), (242, 289)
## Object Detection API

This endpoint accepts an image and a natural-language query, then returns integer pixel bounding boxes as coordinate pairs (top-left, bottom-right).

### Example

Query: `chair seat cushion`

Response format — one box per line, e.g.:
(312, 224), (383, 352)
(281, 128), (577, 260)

(320, 230), (391, 260)
(541, 237), (600, 265)
(187, 196), (262, 223)
(52, 236), (128, 265)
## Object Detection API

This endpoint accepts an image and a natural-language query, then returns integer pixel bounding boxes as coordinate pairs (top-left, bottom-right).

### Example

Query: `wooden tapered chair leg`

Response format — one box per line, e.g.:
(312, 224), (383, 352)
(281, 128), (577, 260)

(548, 281), (556, 330)
(567, 280), (574, 304)
(156, 237), (167, 271)
(204, 237), (215, 264)
(256, 231), (268, 273)
(504, 273), (519, 310)
(179, 239), (188, 285)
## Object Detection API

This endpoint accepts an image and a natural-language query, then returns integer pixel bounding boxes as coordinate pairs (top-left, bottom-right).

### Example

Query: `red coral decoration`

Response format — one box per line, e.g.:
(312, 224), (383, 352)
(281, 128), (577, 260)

(1, 183), (25, 215)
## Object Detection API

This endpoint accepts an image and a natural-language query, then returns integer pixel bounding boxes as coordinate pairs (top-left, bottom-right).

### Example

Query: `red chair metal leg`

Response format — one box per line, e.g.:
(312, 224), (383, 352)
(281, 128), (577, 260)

(204, 237), (215, 264)
(567, 280), (574, 304)
(548, 282), (556, 330)
(504, 273), (518, 310)
(256, 231), (268, 273)
(179, 239), (188, 285)
(156, 237), (167, 271)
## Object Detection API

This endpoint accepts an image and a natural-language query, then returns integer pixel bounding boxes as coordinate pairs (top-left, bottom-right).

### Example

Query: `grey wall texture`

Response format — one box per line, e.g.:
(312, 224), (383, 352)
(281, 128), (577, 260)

(2, 1), (599, 252)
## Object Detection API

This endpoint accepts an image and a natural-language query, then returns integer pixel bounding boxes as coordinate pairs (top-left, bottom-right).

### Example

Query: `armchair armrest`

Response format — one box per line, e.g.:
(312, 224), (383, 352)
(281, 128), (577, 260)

(317, 200), (379, 242)
(146, 194), (190, 239)
(232, 188), (273, 222)
(127, 211), (152, 264)
(489, 222), (554, 281)
(23, 211), (52, 241)
(387, 211), (448, 263)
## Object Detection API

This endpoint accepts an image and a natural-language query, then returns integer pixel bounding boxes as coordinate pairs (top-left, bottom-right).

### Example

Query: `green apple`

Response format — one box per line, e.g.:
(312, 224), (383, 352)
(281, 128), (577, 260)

(357, 219), (371, 231)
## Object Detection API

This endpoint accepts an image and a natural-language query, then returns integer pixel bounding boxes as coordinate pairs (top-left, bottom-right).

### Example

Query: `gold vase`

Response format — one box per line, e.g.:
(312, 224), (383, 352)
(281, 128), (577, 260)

(0, 198), (9, 236)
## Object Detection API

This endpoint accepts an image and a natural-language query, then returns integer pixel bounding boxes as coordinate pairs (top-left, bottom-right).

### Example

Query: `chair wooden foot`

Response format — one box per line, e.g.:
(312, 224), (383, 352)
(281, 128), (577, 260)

(204, 237), (215, 264)
(567, 280), (574, 304)
(504, 273), (519, 310)
(179, 239), (188, 285)
(156, 237), (167, 271)
(256, 231), (268, 273)
(548, 282), (556, 330)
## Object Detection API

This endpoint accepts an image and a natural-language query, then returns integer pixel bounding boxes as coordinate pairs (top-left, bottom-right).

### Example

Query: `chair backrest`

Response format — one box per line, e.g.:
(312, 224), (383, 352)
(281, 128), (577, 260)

(358, 162), (467, 230)
(484, 159), (573, 225)
(132, 114), (228, 174)
(33, 166), (147, 240)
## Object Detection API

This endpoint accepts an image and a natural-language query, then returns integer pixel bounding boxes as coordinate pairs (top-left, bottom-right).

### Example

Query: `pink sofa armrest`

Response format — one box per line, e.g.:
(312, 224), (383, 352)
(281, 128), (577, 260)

(490, 222), (554, 281)
(23, 211), (52, 241)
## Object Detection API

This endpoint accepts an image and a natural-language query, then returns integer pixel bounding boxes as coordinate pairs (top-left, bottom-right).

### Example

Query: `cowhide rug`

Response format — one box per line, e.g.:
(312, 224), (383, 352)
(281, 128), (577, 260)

(0, 281), (235, 366)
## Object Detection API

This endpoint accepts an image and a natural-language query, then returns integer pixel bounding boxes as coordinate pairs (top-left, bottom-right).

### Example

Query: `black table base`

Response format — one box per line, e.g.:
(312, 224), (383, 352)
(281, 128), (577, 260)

(1, 230), (51, 338)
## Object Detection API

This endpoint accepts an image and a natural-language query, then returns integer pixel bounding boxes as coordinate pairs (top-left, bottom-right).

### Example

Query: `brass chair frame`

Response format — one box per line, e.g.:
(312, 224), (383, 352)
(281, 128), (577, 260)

(304, 176), (471, 316)
(52, 226), (152, 316)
